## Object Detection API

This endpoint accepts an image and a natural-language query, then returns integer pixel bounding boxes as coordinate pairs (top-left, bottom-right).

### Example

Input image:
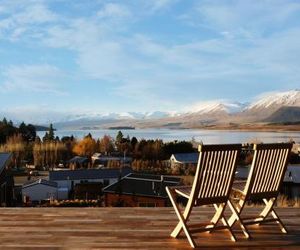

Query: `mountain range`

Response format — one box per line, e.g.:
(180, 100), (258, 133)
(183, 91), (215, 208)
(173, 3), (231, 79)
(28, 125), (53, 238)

(51, 89), (300, 129)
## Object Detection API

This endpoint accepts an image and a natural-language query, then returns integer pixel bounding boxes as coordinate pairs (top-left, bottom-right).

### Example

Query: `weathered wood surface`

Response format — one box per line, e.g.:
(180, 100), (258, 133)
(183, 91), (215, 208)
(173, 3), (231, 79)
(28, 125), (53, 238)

(0, 207), (299, 249)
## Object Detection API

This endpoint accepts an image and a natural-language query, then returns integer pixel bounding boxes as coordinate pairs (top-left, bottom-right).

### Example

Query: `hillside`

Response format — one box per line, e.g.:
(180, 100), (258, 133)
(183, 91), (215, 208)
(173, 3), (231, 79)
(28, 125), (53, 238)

(264, 106), (300, 124)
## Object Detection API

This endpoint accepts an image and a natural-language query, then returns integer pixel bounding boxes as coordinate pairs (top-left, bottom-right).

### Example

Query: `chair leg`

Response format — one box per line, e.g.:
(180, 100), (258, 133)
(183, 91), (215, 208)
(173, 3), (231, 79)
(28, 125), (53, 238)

(206, 203), (227, 233)
(227, 200), (250, 239)
(166, 187), (197, 248)
(261, 198), (288, 233)
(228, 199), (243, 226)
(169, 192), (193, 238)
(259, 198), (275, 219)
(222, 215), (237, 242)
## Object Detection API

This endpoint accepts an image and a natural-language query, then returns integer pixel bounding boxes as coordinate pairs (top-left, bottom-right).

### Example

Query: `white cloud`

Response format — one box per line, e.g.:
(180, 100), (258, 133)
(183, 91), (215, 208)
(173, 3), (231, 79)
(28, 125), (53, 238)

(0, 2), (59, 40)
(193, 0), (300, 37)
(146, 0), (178, 11)
(1, 0), (300, 115)
(97, 3), (131, 19)
(1, 64), (67, 95)
(0, 105), (68, 124)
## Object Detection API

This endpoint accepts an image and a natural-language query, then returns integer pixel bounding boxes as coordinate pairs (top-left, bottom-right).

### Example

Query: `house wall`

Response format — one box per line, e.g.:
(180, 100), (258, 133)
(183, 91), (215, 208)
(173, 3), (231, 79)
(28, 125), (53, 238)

(22, 184), (57, 202)
(105, 193), (168, 207)
(55, 178), (118, 190)
(0, 169), (7, 206)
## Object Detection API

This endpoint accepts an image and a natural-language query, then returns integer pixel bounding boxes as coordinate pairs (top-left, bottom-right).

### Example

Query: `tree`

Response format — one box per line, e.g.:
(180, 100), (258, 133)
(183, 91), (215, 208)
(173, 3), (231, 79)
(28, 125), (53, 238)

(73, 136), (97, 157)
(0, 134), (25, 168)
(131, 136), (138, 148)
(0, 118), (18, 144)
(19, 122), (36, 142)
(48, 123), (55, 141)
(99, 135), (115, 154)
(162, 141), (195, 158)
(43, 124), (55, 142)
(116, 131), (123, 144)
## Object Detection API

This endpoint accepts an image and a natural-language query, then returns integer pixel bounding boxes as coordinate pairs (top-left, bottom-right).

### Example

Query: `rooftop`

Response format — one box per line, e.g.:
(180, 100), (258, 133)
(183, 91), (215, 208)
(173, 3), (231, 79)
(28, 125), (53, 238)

(0, 207), (298, 249)
(49, 167), (133, 181)
(171, 153), (199, 164)
(103, 173), (181, 198)
(0, 152), (12, 172)
(22, 179), (58, 188)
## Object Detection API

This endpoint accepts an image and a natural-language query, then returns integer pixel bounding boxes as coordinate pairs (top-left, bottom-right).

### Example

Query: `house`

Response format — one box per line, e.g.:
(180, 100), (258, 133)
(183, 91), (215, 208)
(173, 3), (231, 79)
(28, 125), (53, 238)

(0, 153), (13, 206)
(170, 153), (198, 166)
(22, 179), (59, 203)
(170, 153), (198, 173)
(103, 173), (181, 207)
(74, 182), (103, 200)
(49, 167), (133, 192)
(284, 165), (300, 184)
(68, 156), (89, 169)
(92, 153), (132, 168)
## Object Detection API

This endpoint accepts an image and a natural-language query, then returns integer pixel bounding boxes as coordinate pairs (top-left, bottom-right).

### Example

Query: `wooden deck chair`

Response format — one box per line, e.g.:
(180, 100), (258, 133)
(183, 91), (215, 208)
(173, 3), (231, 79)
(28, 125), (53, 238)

(166, 144), (242, 248)
(227, 143), (293, 239)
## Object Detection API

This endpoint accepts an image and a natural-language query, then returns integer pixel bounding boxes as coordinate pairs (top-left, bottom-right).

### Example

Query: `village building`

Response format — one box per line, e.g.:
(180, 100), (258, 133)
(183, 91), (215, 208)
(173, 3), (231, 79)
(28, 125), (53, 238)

(91, 153), (132, 168)
(103, 173), (181, 207)
(21, 179), (66, 204)
(170, 153), (198, 167)
(0, 153), (13, 206)
(49, 167), (132, 196)
(170, 153), (198, 174)
(68, 156), (89, 169)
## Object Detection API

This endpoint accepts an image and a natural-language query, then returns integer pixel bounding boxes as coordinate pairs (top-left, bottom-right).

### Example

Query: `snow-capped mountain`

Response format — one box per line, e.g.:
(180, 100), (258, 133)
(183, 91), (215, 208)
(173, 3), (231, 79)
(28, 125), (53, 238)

(246, 89), (300, 111)
(57, 111), (176, 122)
(3, 89), (300, 128)
(185, 101), (246, 115)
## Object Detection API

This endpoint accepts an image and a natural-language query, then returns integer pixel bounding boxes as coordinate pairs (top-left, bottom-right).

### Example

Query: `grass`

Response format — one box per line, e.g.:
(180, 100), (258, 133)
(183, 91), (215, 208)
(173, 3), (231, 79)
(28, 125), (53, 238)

(276, 195), (300, 208)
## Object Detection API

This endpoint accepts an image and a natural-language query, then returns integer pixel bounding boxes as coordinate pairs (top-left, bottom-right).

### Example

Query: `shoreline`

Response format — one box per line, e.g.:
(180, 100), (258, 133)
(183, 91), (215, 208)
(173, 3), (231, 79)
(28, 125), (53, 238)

(189, 124), (300, 132)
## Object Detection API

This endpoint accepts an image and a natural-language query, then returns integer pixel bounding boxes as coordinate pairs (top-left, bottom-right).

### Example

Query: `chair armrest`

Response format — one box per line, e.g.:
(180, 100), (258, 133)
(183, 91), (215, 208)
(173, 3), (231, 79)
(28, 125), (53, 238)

(167, 185), (191, 199)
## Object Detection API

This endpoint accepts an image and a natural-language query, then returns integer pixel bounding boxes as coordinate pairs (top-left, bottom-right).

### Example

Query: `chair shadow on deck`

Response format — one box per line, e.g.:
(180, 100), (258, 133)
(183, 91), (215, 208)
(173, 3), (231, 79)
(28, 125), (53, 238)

(167, 207), (300, 249)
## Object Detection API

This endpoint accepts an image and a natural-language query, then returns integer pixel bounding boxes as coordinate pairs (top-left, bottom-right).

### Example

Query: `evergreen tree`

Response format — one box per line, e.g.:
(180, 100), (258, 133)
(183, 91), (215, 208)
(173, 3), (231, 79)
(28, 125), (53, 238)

(48, 123), (55, 141)
(116, 131), (123, 144)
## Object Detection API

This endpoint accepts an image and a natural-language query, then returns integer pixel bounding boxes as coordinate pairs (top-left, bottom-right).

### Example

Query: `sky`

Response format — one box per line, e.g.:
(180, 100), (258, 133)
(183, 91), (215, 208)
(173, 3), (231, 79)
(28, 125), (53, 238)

(0, 0), (300, 123)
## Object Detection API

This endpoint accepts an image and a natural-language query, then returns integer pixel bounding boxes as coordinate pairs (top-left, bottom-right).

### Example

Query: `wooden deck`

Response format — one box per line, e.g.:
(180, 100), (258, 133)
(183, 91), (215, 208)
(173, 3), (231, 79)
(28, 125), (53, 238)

(0, 207), (299, 249)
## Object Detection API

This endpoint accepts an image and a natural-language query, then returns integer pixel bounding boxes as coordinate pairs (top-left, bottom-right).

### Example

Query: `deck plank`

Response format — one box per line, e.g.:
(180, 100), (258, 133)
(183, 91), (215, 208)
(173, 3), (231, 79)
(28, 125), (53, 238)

(0, 207), (299, 249)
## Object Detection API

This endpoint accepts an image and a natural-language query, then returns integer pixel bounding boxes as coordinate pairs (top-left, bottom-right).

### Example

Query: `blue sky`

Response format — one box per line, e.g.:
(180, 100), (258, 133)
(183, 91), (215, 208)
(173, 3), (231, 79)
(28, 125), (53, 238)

(0, 0), (300, 123)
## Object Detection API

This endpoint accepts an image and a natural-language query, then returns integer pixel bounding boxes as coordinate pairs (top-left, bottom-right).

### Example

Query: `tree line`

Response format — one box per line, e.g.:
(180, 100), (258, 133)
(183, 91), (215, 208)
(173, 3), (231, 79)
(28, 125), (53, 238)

(0, 119), (196, 170)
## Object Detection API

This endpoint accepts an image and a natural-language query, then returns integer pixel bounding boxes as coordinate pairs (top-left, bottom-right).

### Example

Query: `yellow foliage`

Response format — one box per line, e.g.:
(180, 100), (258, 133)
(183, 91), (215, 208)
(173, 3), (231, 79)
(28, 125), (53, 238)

(73, 137), (96, 157)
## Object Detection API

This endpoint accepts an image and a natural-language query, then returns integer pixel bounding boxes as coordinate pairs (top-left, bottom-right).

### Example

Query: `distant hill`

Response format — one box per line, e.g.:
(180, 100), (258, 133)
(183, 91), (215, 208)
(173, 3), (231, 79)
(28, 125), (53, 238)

(34, 125), (51, 131)
(6, 89), (300, 130)
(264, 106), (300, 123)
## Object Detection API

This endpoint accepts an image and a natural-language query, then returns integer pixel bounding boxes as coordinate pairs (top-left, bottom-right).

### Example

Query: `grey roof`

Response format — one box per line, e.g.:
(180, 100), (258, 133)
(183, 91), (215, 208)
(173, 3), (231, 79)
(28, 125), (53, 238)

(103, 173), (181, 198)
(49, 167), (133, 181)
(0, 153), (12, 173)
(93, 156), (132, 163)
(171, 153), (199, 164)
(127, 173), (181, 183)
(23, 179), (58, 189)
(68, 156), (89, 164)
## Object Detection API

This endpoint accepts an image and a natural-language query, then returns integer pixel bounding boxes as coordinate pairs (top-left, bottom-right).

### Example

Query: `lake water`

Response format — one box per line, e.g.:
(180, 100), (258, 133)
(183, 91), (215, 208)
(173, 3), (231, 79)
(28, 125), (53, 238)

(37, 129), (300, 144)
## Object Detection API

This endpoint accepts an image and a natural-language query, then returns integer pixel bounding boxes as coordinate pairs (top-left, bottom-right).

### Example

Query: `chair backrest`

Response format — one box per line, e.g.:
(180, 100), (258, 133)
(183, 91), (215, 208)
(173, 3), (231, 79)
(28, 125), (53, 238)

(244, 143), (292, 199)
(190, 144), (241, 205)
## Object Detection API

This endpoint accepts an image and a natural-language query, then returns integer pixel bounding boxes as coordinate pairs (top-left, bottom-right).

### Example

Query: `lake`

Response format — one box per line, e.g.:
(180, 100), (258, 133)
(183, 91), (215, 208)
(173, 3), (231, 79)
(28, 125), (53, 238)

(37, 129), (300, 144)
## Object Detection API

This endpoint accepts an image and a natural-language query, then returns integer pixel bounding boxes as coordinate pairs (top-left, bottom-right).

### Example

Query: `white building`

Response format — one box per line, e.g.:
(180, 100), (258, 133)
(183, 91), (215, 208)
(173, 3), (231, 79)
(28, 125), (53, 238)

(22, 179), (58, 202)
